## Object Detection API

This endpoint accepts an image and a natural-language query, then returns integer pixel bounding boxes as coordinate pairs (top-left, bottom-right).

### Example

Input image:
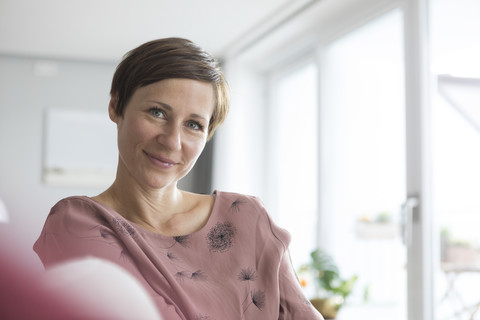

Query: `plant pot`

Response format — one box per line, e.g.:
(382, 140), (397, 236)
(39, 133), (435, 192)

(310, 296), (342, 319)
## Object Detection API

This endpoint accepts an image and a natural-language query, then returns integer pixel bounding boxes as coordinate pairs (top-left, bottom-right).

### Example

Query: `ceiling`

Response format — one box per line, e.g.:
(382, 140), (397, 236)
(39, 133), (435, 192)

(0, 0), (315, 62)
(1, 0), (478, 72)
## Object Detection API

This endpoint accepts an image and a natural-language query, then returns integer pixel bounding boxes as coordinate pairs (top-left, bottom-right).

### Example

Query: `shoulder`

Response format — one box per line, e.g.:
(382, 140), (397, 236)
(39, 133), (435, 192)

(51, 196), (98, 211)
(45, 196), (111, 228)
(49, 196), (102, 217)
(213, 190), (265, 210)
(213, 190), (291, 249)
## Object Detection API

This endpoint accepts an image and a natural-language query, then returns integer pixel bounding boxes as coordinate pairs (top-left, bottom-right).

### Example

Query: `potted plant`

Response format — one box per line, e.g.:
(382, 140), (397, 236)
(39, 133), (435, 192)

(299, 249), (358, 319)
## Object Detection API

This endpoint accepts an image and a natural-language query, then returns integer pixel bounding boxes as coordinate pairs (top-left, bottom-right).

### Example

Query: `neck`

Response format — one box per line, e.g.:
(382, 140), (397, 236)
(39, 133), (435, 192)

(94, 163), (213, 236)
(100, 177), (185, 230)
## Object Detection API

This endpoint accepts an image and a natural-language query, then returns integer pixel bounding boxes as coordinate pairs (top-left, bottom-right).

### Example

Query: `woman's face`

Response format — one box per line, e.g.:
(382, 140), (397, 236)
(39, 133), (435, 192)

(110, 78), (215, 191)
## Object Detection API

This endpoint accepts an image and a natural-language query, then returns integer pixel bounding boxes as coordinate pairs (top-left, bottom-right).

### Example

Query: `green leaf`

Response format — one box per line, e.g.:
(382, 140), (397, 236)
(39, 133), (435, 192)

(304, 249), (358, 300)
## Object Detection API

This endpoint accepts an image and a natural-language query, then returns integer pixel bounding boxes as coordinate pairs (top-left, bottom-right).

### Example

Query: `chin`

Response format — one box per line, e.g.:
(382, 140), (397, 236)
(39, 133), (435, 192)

(140, 170), (189, 190)
(146, 181), (173, 190)
(143, 176), (179, 190)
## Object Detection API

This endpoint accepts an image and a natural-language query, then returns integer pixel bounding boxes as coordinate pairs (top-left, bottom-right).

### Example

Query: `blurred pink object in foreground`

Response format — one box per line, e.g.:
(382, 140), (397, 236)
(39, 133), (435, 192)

(0, 228), (162, 319)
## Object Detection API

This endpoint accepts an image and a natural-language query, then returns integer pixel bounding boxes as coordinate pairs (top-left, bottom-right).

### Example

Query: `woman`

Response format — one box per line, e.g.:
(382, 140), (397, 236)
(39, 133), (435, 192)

(34, 38), (323, 320)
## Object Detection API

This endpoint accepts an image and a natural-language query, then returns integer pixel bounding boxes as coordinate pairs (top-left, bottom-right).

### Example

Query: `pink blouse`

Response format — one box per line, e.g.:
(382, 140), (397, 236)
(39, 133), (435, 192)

(34, 191), (323, 320)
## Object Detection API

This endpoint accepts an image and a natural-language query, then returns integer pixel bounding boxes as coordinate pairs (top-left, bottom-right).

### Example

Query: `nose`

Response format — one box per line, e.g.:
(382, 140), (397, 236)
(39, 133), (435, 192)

(158, 123), (181, 151)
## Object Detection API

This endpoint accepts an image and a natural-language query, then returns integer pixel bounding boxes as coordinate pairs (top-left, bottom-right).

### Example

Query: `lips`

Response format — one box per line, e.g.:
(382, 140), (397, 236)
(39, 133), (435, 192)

(144, 151), (177, 168)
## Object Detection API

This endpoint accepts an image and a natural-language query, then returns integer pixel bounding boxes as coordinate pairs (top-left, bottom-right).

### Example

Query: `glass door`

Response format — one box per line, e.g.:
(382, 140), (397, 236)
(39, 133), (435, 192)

(266, 58), (319, 273)
(261, 1), (434, 318)
(430, 0), (480, 319)
(316, 9), (407, 319)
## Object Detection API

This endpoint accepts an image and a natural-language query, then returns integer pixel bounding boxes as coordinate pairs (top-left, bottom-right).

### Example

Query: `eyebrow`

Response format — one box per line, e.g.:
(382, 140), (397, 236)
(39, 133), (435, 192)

(147, 100), (209, 122)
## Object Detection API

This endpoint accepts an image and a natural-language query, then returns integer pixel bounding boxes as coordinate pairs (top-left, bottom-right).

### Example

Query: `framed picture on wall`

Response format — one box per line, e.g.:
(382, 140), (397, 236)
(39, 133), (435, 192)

(42, 108), (117, 188)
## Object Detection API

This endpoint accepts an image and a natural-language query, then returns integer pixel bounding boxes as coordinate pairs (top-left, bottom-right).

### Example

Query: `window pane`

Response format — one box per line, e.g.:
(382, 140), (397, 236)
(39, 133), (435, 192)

(269, 61), (318, 272)
(319, 10), (406, 319)
(431, 0), (480, 318)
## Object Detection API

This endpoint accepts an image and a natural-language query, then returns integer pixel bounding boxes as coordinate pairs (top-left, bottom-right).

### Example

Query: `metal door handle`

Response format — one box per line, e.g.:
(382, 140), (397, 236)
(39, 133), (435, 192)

(401, 196), (419, 246)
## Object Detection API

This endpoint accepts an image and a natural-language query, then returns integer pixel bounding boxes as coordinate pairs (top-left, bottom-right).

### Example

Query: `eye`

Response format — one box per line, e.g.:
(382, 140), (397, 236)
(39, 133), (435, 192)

(149, 107), (165, 119)
(186, 121), (204, 131)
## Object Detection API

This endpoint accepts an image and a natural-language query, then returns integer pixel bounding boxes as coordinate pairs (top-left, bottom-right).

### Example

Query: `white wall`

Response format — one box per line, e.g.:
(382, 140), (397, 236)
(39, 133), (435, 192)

(212, 60), (268, 200)
(0, 55), (116, 254)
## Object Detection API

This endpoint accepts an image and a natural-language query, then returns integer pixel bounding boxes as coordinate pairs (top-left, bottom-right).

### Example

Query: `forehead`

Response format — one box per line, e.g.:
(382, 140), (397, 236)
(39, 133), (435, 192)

(133, 79), (215, 114)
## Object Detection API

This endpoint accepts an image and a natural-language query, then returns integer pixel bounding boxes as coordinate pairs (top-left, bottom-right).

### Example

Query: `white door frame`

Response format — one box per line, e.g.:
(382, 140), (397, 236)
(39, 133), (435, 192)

(402, 0), (434, 319)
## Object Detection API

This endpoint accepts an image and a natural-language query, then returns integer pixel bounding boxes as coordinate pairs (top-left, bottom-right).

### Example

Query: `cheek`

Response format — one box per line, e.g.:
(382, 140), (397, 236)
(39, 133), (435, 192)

(185, 139), (207, 162)
(118, 118), (151, 152)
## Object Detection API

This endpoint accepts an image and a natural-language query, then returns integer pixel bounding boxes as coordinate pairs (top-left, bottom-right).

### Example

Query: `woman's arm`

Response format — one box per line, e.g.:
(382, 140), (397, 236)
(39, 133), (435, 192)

(278, 249), (325, 320)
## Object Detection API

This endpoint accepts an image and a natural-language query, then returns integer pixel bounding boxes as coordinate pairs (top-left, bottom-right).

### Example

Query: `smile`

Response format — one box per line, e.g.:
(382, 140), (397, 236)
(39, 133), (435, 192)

(144, 151), (176, 168)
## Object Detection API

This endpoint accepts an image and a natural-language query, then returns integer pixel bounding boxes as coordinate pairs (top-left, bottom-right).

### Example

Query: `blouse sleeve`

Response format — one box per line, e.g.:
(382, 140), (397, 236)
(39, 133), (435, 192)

(278, 249), (324, 320)
(254, 196), (324, 320)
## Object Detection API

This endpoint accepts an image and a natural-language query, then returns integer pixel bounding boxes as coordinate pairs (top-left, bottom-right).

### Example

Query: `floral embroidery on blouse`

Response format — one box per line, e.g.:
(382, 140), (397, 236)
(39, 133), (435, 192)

(206, 221), (235, 252)
(173, 235), (190, 248)
(238, 268), (257, 282)
(160, 236), (207, 283)
(111, 217), (138, 239)
(238, 267), (266, 314)
(248, 289), (266, 311)
(229, 199), (245, 213)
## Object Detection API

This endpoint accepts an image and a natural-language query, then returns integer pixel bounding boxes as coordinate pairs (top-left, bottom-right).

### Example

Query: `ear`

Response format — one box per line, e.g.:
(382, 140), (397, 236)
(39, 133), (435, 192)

(108, 96), (119, 123)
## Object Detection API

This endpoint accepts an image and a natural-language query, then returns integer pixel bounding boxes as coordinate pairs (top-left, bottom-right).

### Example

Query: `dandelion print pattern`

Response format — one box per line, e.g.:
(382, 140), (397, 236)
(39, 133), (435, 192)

(111, 218), (137, 239)
(175, 271), (190, 281)
(238, 268), (258, 310)
(206, 222), (235, 252)
(163, 239), (207, 282)
(166, 251), (177, 261)
(251, 290), (266, 310)
(244, 289), (266, 313)
(229, 199), (245, 213)
(238, 268), (257, 282)
(173, 235), (190, 248)
(191, 270), (207, 281)
(175, 269), (208, 282)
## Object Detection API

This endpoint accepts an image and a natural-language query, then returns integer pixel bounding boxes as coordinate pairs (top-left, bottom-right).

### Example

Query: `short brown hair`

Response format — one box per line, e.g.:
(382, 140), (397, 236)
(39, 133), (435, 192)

(110, 37), (229, 140)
